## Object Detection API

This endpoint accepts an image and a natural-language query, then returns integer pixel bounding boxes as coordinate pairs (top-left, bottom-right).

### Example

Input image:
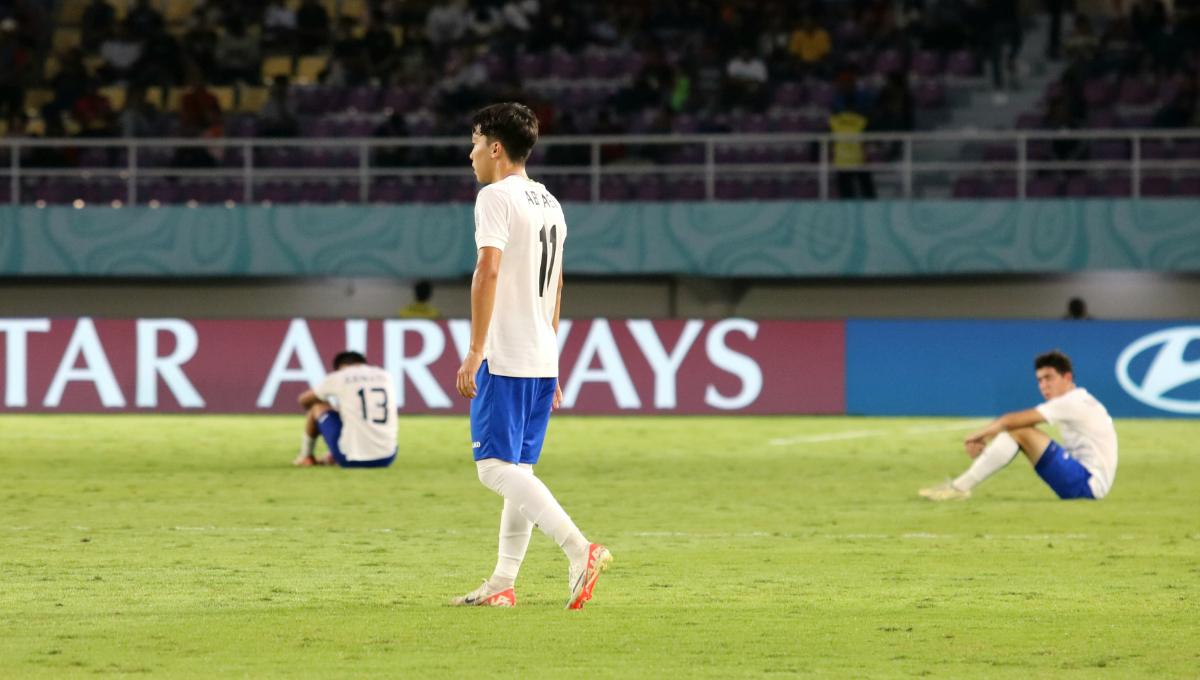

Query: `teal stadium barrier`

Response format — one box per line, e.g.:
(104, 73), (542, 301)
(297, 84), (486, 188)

(2, 200), (1200, 277)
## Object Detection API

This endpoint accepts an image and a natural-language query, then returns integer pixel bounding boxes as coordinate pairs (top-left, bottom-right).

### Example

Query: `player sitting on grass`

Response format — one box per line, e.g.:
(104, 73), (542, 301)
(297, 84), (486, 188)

(294, 351), (398, 469)
(451, 102), (611, 610)
(920, 349), (1118, 501)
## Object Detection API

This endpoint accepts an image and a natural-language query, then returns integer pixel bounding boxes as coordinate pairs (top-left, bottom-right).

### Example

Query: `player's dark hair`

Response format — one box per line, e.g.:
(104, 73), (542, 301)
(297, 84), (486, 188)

(414, 279), (432, 302)
(332, 351), (367, 370)
(1034, 350), (1073, 376)
(471, 102), (538, 163)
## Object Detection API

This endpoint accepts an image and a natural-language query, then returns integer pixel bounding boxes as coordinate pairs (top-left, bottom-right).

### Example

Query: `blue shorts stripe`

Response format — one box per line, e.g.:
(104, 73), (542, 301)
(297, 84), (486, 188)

(470, 361), (556, 465)
(1034, 440), (1095, 499)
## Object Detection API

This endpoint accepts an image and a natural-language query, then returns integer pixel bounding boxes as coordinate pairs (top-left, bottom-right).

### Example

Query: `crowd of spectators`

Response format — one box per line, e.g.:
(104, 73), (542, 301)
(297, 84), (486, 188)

(2, 0), (1198, 179)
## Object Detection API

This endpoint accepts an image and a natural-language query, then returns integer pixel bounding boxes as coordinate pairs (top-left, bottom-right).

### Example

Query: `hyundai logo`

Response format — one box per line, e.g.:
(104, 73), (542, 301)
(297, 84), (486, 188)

(1115, 327), (1200, 414)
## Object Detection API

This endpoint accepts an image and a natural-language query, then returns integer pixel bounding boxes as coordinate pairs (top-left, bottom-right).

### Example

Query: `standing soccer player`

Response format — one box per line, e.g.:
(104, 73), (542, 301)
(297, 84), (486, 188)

(451, 102), (611, 609)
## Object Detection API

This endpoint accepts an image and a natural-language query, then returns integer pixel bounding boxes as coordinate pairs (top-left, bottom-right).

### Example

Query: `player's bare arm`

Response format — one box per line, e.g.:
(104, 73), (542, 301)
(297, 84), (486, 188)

(964, 408), (1046, 453)
(457, 246), (502, 399)
(552, 269), (564, 410)
(297, 388), (322, 409)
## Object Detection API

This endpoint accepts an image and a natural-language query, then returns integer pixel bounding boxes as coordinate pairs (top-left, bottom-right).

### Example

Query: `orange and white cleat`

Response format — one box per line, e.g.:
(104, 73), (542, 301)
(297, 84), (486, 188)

(450, 580), (516, 607)
(566, 543), (613, 610)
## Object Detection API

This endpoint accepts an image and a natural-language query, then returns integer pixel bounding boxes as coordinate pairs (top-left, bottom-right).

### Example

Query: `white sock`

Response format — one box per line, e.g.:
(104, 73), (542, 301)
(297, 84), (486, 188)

(488, 463), (535, 590)
(300, 434), (316, 458)
(953, 432), (1020, 491)
(476, 459), (590, 571)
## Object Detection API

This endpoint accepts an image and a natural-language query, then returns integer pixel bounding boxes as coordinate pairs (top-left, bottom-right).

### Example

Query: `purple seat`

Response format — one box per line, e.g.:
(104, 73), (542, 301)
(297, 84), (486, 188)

(632, 177), (663, 201)
(914, 80), (944, 108)
(1118, 79), (1155, 106)
(370, 178), (404, 203)
(715, 179), (748, 200)
(229, 115), (258, 137)
(779, 178), (819, 199)
(516, 52), (549, 79)
(346, 87), (379, 112)
(1026, 140), (1053, 161)
(1140, 139), (1173, 159)
(140, 180), (177, 203)
(808, 81), (835, 109)
(1091, 140), (1130, 160)
(952, 175), (986, 198)
(1124, 112), (1152, 128)
(1087, 110), (1121, 128)
(1016, 112), (1044, 130)
(560, 178), (591, 202)
(259, 181), (296, 202)
(1177, 176), (1200, 195)
(982, 144), (1017, 162)
(987, 178), (1018, 198)
(382, 88), (412, 112)
(1140, 175), (1172, 196)
(1176, 140), (1200, 159)
(1064, 175), (1091, 197)
(835, 20), (863, 45)
(1083, 79), (1115, 107)
(84, 180), (125, 203)
(1096, 175), (1131, 197)
(549, 52), (578, 79)
(946, 50), (977, 77)
(874, 49), (904, 75)
(599, 177), (632, 201)
(749, 178), (780, 200)
(912, 51), (941, 78)
(773, 81), (803, 108)
(1026, 177), (1060, 198)
(668, 179), (705, 200)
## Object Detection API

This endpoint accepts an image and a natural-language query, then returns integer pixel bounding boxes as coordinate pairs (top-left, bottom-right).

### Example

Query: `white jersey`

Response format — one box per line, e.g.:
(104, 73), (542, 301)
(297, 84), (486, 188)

(474, 174), (567, 377)
(1036, 387), (1118, 498)
(316, 364), (397, 462)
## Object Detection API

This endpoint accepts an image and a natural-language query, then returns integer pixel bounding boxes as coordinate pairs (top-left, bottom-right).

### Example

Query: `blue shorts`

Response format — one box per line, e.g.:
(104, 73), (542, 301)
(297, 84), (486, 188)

(470, 361), (556, 465)
(316, 411), (396, 469)
(1034, 440), (1095, 499)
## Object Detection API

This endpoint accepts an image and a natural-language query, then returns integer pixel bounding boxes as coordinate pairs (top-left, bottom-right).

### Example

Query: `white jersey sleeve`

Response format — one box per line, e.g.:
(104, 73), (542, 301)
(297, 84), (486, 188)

(1035, 387), (1118, 497)
(316, 364), (398, 462)
(475, 187), (511, 251)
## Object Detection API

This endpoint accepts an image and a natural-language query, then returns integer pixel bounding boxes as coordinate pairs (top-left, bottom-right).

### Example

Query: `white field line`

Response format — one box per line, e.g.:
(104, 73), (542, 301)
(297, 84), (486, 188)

(769, 420), (989, 446)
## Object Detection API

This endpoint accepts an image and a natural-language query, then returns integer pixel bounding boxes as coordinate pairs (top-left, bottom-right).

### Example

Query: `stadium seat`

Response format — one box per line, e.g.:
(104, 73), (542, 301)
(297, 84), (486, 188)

(1177, 176), (1200, 195)
(164, 0), (198, 25)
(1139, 175), (1172, 196)
(912, 51), (942, 78)
(237, 85), (268, 114)
(23, 88), (54, 113)
(99, 86), (126, 111)
(295, 55), (328, 85)
(1026, 176), (1060, 198)
(261, 56), (294, 83)
(58, 0), (88, 24)
(52, 28), (82, 53)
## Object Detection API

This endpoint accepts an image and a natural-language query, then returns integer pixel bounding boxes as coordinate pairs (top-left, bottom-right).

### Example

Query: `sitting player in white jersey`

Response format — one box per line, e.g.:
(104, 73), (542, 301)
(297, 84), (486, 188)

(451, 102), (611, 609)
(293, 351), (398, 469)
(920, 350), (1118, 501)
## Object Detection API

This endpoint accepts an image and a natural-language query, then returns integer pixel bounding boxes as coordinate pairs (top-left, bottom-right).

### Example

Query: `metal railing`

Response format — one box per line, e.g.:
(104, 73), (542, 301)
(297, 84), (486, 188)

(3, 128), (1200, 205)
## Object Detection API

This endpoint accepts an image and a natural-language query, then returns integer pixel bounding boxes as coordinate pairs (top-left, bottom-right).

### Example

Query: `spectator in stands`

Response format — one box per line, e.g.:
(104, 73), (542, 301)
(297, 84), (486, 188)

(44, 47), (89, 121)
(98, 23), (143, 84)
(397, 280), (440, 319)
(178, 72), (223, 164)
(830, 101), (875, 199)
(258, 75), (299, 137)
(425, 0), (469, 50)
(372, 111), (410, 167)
(983, 0), (1022, 99)
(364, 12), (397, 82)
(323, 17), (369, 87)
(1044, 94), (1085, 164)
(181, 18), (219, 83)
(117, 86), (161, 138)
(215, 16), (261, 84)
(26, 115), (75, 166)
(81, 0), (117, 53)
(1045, 0), (1066, 60)
(72, 79), (116, 137)
(262, 0), (297, 53)
(1063, 297), (1092, 320)
(437, 47), (488, 111)
(125, 0), (164, 36)
(725, 48), (769, 111)
(296, 0), (332, 53)
(0, 18), (30, 123)
(871, 73), (914, 161)
(1064, 14), (1099, 64)
(1152, 77), (1198, 128)
(788, 15), (832, 76)
(135, 24), (185, 90)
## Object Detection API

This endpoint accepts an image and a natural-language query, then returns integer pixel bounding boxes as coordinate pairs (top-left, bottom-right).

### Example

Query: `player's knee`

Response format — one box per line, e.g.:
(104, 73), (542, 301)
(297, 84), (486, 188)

(476, 458), (512, 494)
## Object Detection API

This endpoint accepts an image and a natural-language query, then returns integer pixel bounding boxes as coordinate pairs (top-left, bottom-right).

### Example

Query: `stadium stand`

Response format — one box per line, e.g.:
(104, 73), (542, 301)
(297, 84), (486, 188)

(1, 0), (1198, 204)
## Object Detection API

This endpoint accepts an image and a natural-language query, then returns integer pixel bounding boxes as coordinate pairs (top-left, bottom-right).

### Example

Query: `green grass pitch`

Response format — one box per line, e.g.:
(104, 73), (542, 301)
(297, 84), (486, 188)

(0, 415), (1197, 678)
